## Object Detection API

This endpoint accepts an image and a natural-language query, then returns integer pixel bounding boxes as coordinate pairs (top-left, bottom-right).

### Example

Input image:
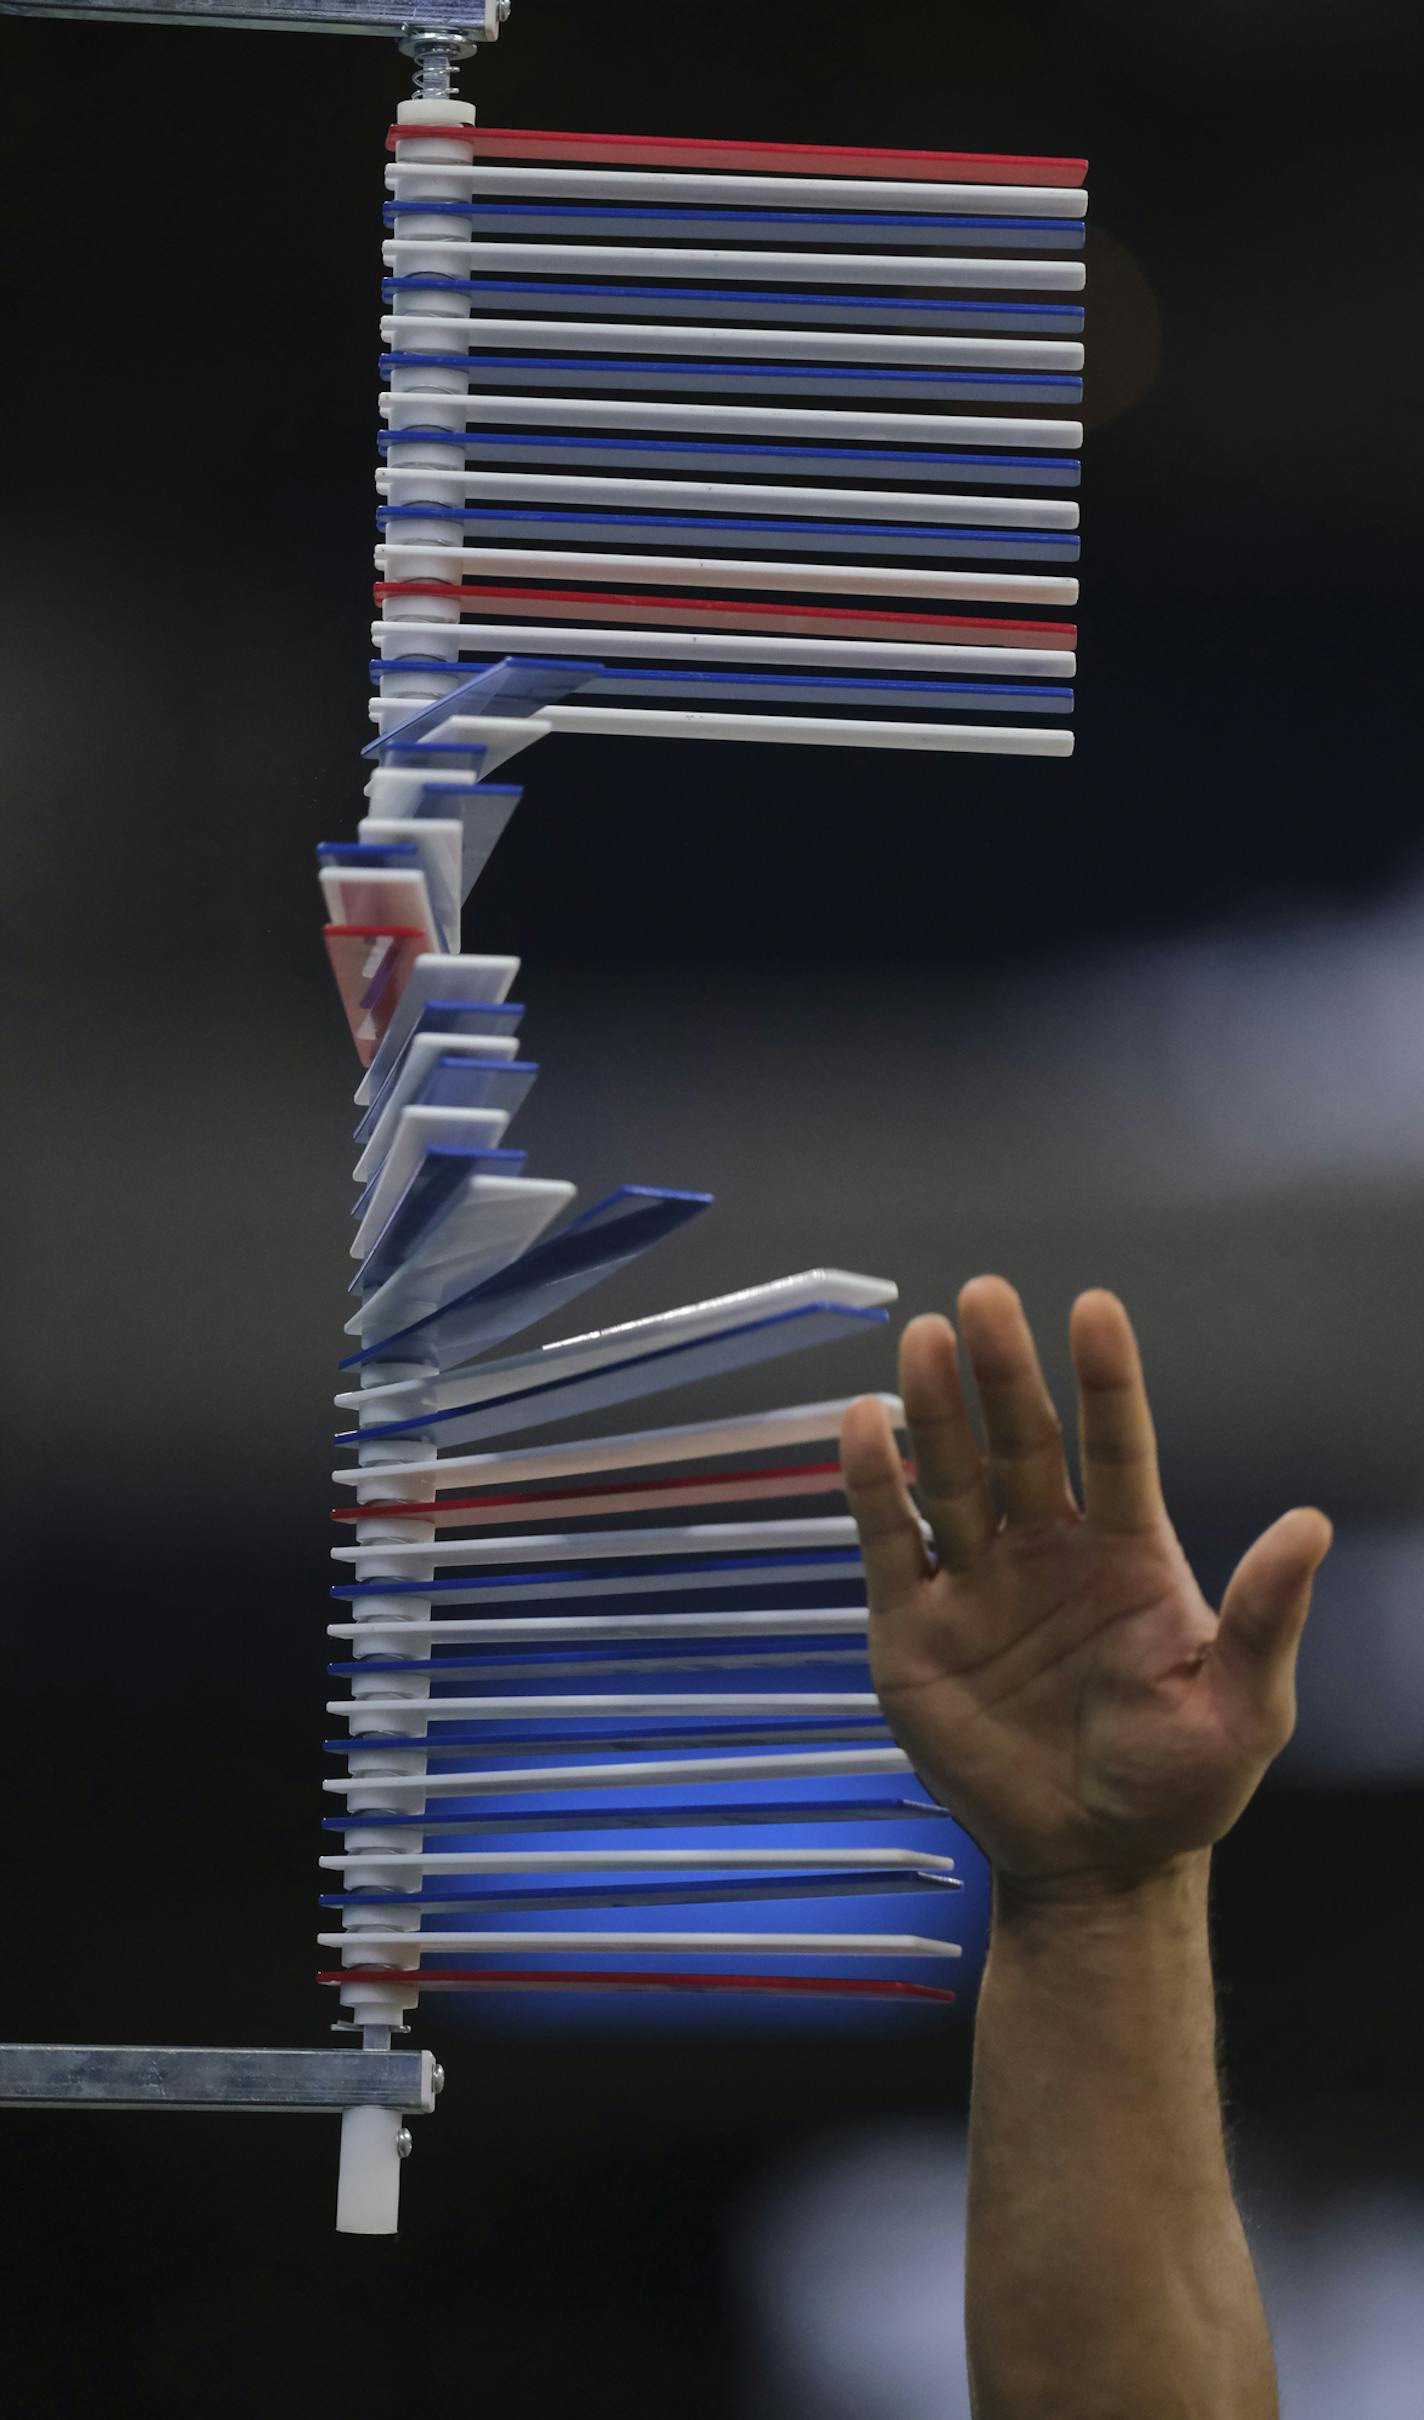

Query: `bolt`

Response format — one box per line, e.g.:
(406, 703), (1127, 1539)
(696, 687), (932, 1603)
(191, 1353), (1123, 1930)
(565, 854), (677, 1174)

(396, 2126), (414, 2159)
(430, 2061), (446, 2097)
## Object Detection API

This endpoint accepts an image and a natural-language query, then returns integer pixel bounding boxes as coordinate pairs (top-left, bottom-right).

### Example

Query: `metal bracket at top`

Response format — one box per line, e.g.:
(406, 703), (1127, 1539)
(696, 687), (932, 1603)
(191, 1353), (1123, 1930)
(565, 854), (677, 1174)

(0, 2), (508, 40)
(0, 2), (511, 99)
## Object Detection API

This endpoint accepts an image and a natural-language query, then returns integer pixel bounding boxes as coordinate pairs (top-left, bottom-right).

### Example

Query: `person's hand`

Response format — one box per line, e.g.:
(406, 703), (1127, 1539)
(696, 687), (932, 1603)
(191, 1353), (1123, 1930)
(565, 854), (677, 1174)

(840, 1278), (1332, 1895)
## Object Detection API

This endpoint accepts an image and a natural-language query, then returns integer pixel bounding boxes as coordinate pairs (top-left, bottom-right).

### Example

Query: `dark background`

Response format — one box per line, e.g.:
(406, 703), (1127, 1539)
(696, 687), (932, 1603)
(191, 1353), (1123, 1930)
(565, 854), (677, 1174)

(2, 2), (1422, 2411)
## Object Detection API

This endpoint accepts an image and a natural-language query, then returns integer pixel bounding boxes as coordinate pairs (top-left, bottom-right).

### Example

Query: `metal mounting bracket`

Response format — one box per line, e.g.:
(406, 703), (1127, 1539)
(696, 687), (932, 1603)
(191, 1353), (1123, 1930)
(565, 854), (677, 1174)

(0, 2), (508, 42)
(0, 2042), (440, 2116)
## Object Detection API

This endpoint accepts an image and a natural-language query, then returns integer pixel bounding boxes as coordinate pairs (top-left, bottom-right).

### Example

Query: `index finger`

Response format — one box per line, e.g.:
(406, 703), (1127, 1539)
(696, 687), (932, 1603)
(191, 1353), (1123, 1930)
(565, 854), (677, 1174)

(899, 1313), (997, 1572)
(1069, 1289), (1165, 1534)
(840, 1394), (933, 1617)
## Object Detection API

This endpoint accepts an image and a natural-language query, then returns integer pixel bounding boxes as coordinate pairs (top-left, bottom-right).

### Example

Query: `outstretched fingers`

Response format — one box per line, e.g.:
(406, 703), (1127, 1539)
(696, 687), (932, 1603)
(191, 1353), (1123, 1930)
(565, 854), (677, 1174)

(1070, 1289), (1165, 1534)
(840, 1392), (933, 1617)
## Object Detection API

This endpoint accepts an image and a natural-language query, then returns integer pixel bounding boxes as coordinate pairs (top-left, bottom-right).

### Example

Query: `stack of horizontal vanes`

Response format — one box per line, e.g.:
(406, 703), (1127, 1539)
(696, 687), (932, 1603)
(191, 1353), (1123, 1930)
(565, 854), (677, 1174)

(317, 105), (1090, 2030)
(369, 112), (1086, 772)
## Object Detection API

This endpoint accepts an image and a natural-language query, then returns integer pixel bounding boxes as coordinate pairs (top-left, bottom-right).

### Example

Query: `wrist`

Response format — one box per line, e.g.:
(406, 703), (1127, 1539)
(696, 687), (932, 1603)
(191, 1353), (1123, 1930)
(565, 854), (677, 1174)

(983, 1853), (1217, 2032)
(991, 1850), (1212, 1934)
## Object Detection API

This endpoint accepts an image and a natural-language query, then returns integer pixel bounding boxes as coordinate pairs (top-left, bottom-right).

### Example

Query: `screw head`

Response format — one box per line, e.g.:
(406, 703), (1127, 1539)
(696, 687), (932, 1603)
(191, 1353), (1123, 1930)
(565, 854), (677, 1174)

(430, 2062), (446, 2097)
(396, 2126), (414, 2160)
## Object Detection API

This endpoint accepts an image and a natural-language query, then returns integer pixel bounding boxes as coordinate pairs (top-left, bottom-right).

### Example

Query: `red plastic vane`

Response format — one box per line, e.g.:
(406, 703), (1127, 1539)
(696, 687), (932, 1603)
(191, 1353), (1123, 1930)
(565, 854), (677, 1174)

(321, 1967), (955, 2002)
(387, 123), (1086, 185)
(373, 582), (1076, 650)
(328, 1456), (874, 1524)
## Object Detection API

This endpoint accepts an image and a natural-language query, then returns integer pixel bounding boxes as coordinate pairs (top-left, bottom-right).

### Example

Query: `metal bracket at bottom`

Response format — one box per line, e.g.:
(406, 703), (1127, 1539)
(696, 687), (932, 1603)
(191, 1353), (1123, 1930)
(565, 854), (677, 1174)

(0, 2043), (438, 2114)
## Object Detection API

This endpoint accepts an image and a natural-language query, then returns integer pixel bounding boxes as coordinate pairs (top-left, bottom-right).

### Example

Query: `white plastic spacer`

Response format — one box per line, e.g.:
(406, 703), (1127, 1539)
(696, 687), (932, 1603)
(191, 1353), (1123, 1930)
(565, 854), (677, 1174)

(336, 2104), (406, 2236)
(379, 101), (481, 742)
(333, 1356), (440, 2030)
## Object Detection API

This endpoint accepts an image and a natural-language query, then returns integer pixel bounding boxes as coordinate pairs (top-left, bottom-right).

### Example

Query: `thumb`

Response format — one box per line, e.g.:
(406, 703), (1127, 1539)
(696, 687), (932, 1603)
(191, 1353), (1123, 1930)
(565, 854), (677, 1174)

(1215, 1507), (1332, 1735)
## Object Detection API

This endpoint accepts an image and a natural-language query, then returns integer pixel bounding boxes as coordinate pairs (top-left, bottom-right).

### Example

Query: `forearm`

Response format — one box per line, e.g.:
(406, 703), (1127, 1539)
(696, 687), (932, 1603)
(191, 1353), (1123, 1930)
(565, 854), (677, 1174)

(965, 1852), (1276, 2420)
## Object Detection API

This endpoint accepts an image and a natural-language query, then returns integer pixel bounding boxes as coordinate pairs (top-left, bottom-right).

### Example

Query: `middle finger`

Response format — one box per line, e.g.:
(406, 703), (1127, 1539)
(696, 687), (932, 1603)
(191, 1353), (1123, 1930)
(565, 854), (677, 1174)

(956, 1276), (1078, 1530)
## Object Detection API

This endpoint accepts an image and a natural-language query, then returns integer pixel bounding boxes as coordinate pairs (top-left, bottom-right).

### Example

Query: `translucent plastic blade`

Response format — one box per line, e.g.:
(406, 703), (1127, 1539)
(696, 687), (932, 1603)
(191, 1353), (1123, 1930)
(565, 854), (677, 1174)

(330, 1391), (901, 1496)
(356, 954), (520, 1106)
(323, 926), (428, 1068)
(335, 1280), (895, 1448)
(362, 656), (599, 763)
(346, 1184), (713, 1368)
(322, 1845), (954, 1877)
(332, 1512), (861, 1575)
(319, 1869), (957, 1914)
(360, 777), (524, 901)
(357, 1141), (530, 1295)
(331, 1539), (865, 1609)
(356, 817), (462, 946)
(351, 1107), (513, 1260)
(317, 1926), (957, 1958)
(350, 1176), (577, 1341)
(329, 1459), (850, 1528)
(324, 1746), (912, 1800)
(354, 1032), (527, 1163)
(377, 422), (1081, 487)
(323, 1793), (947, 1838)
(325, 1607), (874, 1647)
(328, 1633), (870, 1677)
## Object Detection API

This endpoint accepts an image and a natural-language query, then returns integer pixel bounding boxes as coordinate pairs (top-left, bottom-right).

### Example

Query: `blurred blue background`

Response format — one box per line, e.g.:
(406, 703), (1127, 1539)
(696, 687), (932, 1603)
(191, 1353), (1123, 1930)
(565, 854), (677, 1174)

(2, 0), (1421, 2411)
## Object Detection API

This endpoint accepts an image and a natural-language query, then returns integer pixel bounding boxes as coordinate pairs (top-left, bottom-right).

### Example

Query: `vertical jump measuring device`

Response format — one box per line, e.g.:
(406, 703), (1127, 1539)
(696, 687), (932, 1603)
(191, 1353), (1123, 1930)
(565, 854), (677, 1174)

(0, 0), (1087, 2230)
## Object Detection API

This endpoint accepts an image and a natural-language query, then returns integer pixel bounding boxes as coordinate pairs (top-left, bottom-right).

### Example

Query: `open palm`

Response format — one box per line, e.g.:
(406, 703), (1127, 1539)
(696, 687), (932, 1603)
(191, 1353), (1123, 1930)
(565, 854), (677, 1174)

(841, 1279), (1331, 1890)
